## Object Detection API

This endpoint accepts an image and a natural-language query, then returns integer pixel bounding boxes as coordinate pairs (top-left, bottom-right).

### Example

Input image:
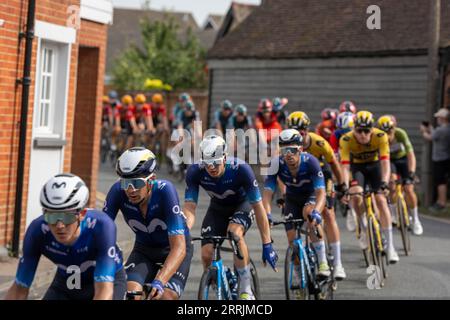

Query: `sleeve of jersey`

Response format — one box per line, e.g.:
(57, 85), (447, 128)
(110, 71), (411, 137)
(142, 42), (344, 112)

(162, 182), (187, 236)
(144, 105), (152, 117)
(323, 139), (336, 164)
(379, 133), (390, 161)
(15, 220), (43, 288)
(399, 129), (414, 153)
(329, 133), (339, 153)
(309, 156), (326, 190)
(184, 165), (200, 204)
(93, 218), (118, 283)
(240, 164), (262, 204)
(103, 183), (121, 221)
(339, 136), (351, 165)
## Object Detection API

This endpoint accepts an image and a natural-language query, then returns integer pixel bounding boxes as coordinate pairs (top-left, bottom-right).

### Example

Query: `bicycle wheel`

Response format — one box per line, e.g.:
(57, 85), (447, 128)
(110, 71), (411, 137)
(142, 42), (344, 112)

(249, 259), (261, 299)
(198, 267), (220, 300)
(397, 196), (411, 256)
(367, 216), (385, 287)
(356, 215), (370, 267)
(284, 246), (309, 300)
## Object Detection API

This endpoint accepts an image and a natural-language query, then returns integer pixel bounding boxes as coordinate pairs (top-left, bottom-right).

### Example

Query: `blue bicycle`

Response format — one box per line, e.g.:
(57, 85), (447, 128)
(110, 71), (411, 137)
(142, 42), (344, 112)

(192, 232), (260, 300)
(273, 218), (336, 300)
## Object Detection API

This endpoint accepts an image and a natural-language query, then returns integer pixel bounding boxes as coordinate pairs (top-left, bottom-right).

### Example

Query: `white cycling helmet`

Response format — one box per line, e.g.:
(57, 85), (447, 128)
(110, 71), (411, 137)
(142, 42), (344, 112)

(116, 147), (157, 178)
(279, 129), (303, 147)
(336, 112), (355, 130)
(40, 173), (89, 212)
(199, 135), (227, 160)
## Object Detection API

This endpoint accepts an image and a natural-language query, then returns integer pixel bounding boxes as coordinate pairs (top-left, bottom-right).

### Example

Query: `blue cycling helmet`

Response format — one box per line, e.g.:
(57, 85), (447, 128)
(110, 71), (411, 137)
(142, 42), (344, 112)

(179, 92), (191, 103)
(235, 104), (247, 115)
(221, 100), (233, 110)
(185, 100), (196, 111)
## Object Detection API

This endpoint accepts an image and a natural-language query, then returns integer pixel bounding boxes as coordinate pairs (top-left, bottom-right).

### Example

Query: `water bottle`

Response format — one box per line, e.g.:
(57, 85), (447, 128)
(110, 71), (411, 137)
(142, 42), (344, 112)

(225, 267), (238, 300)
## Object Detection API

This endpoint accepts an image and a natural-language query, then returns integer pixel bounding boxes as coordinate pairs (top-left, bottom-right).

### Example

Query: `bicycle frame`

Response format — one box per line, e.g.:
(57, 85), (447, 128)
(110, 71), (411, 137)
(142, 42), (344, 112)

(210, 258), (233, 300)
(393, 183), (410, 228)
(289, 237), (314, 290)
(364, 193), (384, 252)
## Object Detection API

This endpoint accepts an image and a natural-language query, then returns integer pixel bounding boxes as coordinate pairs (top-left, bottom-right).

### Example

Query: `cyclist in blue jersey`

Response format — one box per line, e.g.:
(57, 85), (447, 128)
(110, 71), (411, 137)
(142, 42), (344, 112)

(183, 135), (278, 300)
(103, 147), (192, 300)
(5, 174), (125, 300)
(262, 129), (330, 277)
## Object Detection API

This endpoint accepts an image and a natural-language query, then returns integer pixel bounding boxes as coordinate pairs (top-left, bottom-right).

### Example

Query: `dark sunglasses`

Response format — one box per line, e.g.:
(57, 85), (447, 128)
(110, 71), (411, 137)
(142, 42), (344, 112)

(120, 176), (153, 190)
(44, 211), (79, 225)
(356, 128), (371, 135)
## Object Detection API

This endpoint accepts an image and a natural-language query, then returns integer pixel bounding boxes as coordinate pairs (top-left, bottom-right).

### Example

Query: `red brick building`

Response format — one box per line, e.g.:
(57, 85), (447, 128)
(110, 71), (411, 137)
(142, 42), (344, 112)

(0, 0), (113, 256)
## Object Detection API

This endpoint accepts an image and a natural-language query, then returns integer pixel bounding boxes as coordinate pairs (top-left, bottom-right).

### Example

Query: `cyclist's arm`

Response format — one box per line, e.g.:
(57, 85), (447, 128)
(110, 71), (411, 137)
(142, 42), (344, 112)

(379, 133), (391, 183)
(5, 220), (43, 300)
(399, 128), (416, 173)
(157, 182), (187, 285)
(339, 134), (351, 187)
(314, 188), (326, 213)
(94, 282), (114, 300)
(310, 156), (326, 213)
(323, 140), (345, 185)
(241, 164), (271, 244)
(156, 235), (186, 286)
(145, 114), (155, 133)
(262, 167), (278, 217)
(93, 218), (119, 300)
(184, 166), (200, 229)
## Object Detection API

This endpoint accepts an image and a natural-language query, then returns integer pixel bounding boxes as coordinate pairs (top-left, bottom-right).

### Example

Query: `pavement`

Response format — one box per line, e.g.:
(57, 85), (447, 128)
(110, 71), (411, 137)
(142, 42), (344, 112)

(1, 160), (450, 299)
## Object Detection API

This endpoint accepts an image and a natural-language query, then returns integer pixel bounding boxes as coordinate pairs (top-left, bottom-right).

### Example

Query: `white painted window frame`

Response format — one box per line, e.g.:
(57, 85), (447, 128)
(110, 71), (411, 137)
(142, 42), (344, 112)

(80, 0), (113, 25)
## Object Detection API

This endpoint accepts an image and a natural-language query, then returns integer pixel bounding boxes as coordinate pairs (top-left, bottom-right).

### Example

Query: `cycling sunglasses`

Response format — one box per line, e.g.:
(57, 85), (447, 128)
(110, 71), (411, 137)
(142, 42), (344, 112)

(44, 211), (79, 225)
(355, 128), (371, 135)
(280, 146), (300, 156)
(201, 157), (224, 168)
(120, 175), (153, 190)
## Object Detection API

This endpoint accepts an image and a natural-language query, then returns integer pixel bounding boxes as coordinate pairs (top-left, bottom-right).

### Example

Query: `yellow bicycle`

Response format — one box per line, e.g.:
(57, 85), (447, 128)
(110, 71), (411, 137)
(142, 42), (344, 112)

(349, 186), (387, 287)
(391, 179), (411, 256)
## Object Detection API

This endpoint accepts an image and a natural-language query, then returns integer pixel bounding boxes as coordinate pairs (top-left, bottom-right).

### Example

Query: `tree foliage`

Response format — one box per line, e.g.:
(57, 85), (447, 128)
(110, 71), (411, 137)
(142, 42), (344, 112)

(112, 14), (207, 91)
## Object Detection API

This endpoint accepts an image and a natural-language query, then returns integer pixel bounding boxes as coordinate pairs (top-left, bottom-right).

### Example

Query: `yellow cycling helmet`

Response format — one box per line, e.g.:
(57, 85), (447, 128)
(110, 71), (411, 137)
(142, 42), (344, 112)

(121, 94), (133, 105)
(102, 95), (109, 103)
(354, 110), (374, 128)
(287, 111), (311, 130)
(135, 93), (146, 104)
(377, 115), (395, 132)
(152, 93), (163, 104)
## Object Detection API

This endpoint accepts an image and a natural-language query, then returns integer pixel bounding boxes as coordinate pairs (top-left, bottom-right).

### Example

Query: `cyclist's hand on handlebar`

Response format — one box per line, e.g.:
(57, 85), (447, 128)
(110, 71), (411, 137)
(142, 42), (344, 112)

(380, 181), (390, 196)
(147, 279), (164, 300)
(276, 198), (285, 208)
(262, 242), (278, 272)
(308, 209), (322, 226)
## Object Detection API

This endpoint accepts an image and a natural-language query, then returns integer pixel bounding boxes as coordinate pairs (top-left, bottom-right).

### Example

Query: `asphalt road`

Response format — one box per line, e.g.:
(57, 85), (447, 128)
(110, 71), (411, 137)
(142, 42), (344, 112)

(96, 162), (450, 300)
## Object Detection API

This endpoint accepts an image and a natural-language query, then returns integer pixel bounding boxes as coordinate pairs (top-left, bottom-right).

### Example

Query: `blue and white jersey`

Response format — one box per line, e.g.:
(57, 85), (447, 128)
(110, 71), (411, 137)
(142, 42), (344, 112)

(104, 180), (189, 248)
(185, 157), (261, 206)
(264, 153), (325, 196)
(213, 110), (233, 130)
(15, 210), (123, 288)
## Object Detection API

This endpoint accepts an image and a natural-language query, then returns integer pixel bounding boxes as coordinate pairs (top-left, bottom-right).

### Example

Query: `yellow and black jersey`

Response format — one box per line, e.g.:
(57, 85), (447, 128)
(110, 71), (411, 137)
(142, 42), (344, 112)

(339, 128), (390, 164)
(305, 132), (336, 166)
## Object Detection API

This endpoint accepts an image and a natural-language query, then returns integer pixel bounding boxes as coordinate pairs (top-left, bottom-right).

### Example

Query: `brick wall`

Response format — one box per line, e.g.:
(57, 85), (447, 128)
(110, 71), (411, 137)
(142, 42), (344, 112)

(71, 18), (108, 207)
(0, 0), (109, 249)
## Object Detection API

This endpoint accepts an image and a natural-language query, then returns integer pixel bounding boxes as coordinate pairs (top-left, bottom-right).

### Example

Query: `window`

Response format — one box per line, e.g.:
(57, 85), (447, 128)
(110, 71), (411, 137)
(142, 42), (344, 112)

(36, 42), (58, 135)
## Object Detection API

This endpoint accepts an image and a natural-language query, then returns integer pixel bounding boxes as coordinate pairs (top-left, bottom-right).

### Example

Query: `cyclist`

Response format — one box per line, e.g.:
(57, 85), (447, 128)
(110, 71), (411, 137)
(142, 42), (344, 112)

(150, 93), (170, 162)
(115, 94), (138, 150)
(5, 174), (125, 300)
(102, 95), (114, 128)
(214, 100), (234, 135)
(171, 92), (192, 129)
(340, 111), (400, 263)
(262, 129), (330, 277)
(103, 147), (192, 300)
(286, 112), (347, 279)
(254, 99), (283, 152)
(377, 115), (423, 235)
(272, 97), (289, 128)
(330, 112), (356, 153)
(315, 108), (337, 143)
(134, 93), (156, 146)
(183, 135), (278, 300)
(230, 104), (254, 156)
(339, 101), (357, 114)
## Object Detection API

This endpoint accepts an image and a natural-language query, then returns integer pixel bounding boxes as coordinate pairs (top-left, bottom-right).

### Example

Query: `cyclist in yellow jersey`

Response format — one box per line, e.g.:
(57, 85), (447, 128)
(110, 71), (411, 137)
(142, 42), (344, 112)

(287, 111), (348, 280)
(340, 111), (399, 263)
(377, 115), (423, 235)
